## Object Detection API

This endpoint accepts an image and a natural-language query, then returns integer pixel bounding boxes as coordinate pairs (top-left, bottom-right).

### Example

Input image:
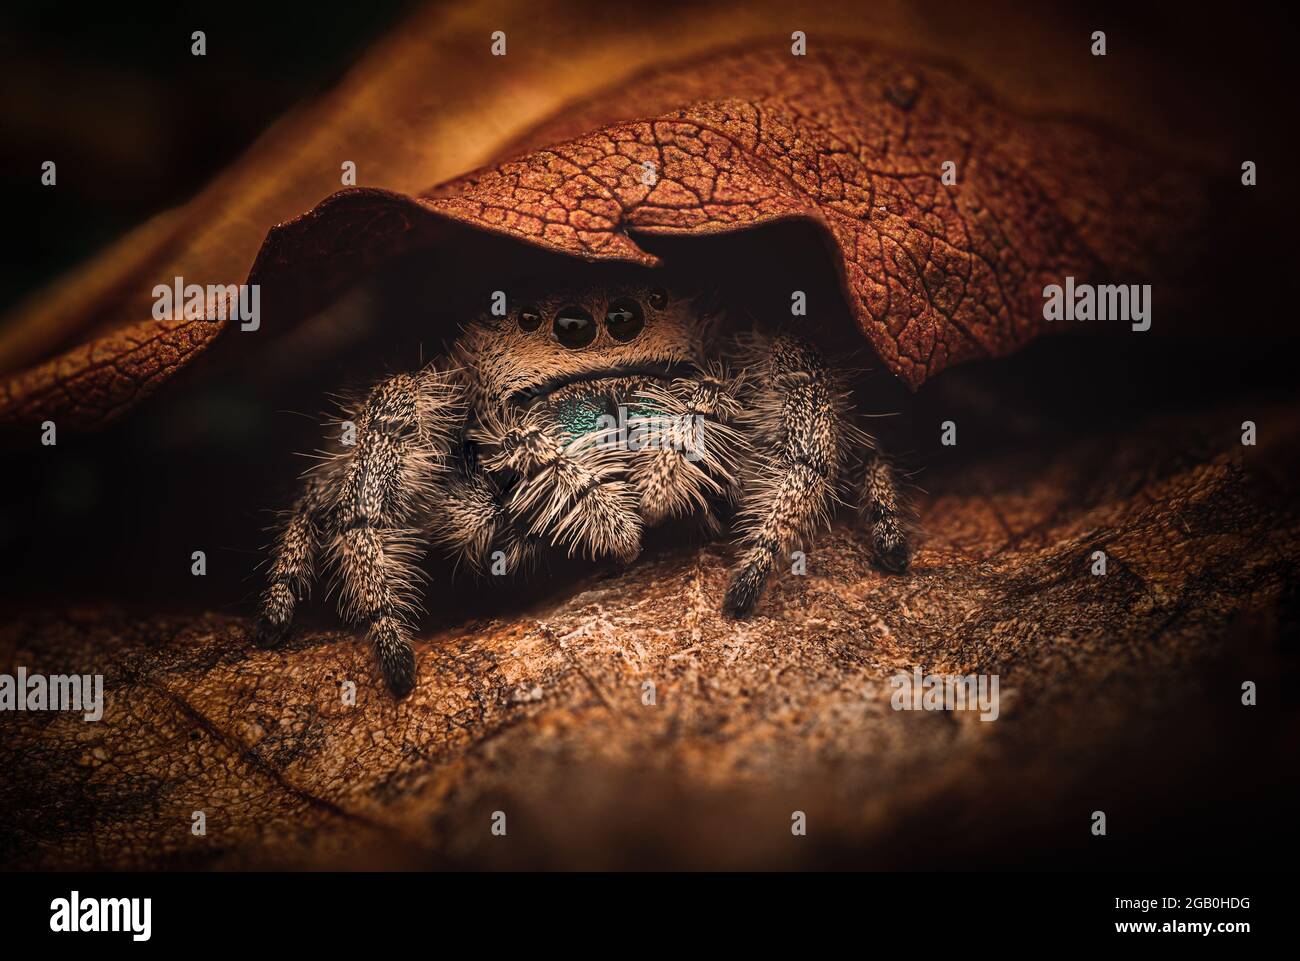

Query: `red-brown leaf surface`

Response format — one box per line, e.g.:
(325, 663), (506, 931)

(414, 45), (1197, 387)
(0, 12), (1200, 428)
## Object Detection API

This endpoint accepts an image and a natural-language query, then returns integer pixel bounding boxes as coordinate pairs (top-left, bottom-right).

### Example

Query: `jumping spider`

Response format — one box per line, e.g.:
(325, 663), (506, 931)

(255, 276), (910, 695)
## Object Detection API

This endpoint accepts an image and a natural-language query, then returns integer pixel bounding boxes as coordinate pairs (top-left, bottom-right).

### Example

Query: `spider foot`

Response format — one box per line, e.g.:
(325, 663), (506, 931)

(723, 563), (765, 618)
(253, 616), (292, 650)
(872, 537), (911, 574)
(371, 616), (417, 698)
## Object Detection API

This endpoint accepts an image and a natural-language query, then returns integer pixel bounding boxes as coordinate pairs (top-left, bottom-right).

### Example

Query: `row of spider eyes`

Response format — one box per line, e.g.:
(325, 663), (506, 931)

(515, 289), (669, 348)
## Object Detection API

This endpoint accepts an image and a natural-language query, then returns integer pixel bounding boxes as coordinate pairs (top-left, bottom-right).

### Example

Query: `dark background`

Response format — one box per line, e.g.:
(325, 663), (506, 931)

(0, 0), (417, 313)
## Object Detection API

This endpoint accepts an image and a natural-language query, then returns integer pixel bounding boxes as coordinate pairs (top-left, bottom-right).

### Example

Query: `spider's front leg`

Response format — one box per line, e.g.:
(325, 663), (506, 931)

(723, 333), (855, 616)
(629, 366), (747, 530)
(256, 368), (465, 696)
(426, 451), (540, 577)
(470, 405), (643, 564)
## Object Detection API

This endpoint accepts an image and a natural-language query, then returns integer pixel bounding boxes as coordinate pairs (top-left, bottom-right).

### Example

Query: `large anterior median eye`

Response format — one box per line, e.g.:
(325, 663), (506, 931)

(604, 298), (644, 342)
(553, 305), (596, 348)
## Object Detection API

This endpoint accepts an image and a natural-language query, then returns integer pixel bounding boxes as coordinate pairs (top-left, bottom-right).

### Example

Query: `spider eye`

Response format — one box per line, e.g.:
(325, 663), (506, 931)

(517, 305), (542, 332)
(648, 288), (668, 310)
(553, 305), (596, 348)
(604, 298), (645, 342)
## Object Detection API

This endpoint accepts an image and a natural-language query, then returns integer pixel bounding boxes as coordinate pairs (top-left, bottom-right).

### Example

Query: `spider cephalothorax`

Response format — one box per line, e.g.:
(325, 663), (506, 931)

(255, 276), (910, 695)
